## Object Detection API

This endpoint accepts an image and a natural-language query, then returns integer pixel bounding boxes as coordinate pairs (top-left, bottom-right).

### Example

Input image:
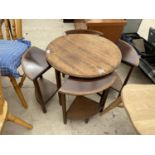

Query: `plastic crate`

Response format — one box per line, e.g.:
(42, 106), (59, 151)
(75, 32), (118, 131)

(148, 27), (155, 45)
(122, 33), (155, 58)
(139, 57), (155, 83)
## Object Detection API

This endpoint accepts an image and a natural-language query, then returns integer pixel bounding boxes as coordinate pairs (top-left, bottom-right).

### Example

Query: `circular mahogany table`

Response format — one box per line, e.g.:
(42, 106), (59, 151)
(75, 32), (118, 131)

(46, 34), (122, 121)
(46, 34), (122, 79)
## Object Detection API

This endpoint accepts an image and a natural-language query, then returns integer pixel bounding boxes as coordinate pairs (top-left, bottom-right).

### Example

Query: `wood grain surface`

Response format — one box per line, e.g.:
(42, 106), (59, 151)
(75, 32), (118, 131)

(59, 72), (117, 95)
(47, 34), (122, 78)
(122, 84), (155, 134)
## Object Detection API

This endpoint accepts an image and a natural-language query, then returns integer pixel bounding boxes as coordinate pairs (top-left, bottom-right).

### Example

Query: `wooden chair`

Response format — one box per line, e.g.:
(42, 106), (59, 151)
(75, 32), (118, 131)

(101, 84), (155, 134)
(0, 19), (28, 109)
(0, 75), (32, 134)
(58, 72), (117, 124)
(105, 39), (140, 110)
(65, 29), (104, 37)
(0, 19), (18, 40)
(0, 20), (4, 39)
(112, 39), (140, 95)
(22, 46), (57, 113)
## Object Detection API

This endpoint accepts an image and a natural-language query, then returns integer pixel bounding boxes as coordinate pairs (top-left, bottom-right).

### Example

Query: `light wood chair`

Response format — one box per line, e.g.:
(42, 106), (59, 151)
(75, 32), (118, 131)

(0, 20), (3, 39)
(0, 75), (32, 134)
(58, 72), (117, 124)
(101, 84), (155, 134)
(0, 19), (28, 109)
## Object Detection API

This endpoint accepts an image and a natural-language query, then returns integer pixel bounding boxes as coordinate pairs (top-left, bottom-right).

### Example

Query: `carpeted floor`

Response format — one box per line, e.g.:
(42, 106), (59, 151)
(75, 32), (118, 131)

(1, 19), (153, 134)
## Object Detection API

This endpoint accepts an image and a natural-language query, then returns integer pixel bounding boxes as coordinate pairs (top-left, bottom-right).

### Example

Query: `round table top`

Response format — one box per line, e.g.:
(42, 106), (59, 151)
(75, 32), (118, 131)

(46, 34), (122, 78)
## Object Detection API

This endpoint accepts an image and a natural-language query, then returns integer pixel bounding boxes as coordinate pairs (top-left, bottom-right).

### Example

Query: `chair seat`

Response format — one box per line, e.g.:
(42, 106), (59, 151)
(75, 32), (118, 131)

(59, 72), (117, 95)
(0, 39), (30, 78)
(22, 46), (50, 80)
(116, 39), (140, 66)
(122, 84), (155, 134)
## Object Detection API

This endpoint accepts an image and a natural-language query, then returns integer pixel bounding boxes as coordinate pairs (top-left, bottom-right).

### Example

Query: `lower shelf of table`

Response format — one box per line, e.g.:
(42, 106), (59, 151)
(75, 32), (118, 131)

(67, 96), (101, 120)
(35, 78), (57, 104)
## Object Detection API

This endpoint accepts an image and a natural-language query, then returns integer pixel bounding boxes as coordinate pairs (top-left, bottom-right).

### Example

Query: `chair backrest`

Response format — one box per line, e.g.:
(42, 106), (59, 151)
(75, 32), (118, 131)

(0, 20), (3, 39)
(65, 29), (104, 37)
(0, 19), (17, 40)
(116, 39), (140, 67)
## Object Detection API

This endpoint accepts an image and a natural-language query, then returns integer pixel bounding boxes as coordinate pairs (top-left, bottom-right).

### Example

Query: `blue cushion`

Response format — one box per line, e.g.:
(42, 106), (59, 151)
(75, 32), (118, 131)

(0, 39), (31, 78)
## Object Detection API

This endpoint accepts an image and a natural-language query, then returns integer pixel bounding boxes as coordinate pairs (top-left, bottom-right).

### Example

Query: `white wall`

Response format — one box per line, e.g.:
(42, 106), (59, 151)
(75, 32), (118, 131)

(138, 19), (155, 40)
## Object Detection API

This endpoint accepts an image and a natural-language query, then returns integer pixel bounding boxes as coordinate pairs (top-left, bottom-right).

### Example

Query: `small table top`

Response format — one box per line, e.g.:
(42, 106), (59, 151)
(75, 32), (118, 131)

(46, 34), (122, 78)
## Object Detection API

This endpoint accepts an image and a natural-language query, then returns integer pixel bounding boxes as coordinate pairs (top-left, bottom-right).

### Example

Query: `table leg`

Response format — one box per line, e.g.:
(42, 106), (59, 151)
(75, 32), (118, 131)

(60, 93), (67, 124)
(55, 69), (62, 105)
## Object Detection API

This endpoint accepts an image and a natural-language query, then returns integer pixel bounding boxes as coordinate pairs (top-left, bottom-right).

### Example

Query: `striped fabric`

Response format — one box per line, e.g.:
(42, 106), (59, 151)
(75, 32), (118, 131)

(0, 39), (31, 78)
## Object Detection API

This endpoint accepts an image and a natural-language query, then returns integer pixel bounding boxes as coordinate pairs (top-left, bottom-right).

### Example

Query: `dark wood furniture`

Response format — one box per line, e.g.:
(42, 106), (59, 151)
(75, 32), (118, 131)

(62, 29), (104, 77)
(74, 19), (127, 43)
(47, 34), (121, 78)
(112, 39), (140, 95)
(59, 73), (117, 124)
(46, 34), (122, 123)
(22, 46), (57, 113)
(65, 29), (104, 37)
(73, 20), (138, 96)
(101, 40), (140, 126)
(0, 75), (32, 134)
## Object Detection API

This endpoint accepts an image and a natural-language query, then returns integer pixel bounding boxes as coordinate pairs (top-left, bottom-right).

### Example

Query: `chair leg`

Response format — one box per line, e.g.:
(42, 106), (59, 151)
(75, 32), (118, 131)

(33, 79), (47, 113)
(6, 113), (33, 129)
(85, 118), (89, 124)
(99, 89), (110, 112)
(101, 96), (122, 116)
(117, 102), (124, 107)
(19, 74), (26, 88)
(118, 66), (134, 96)
(123, 66), (134, 86)
(9, 76), (28, 109)
(97, 92), (102, 97)
(62, 73), (65, 78)
(60, 93), (67, 124)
